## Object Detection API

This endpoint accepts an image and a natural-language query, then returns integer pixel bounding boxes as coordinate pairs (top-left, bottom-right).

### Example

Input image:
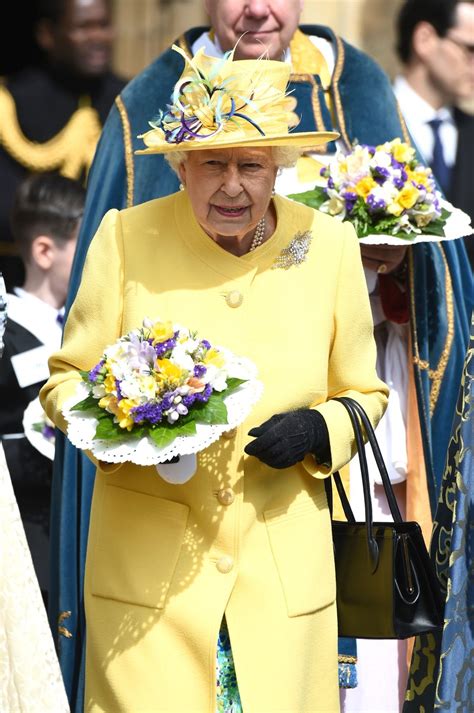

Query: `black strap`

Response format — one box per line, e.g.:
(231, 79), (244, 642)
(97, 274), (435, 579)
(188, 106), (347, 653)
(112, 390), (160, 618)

(328, 397), (404, 572)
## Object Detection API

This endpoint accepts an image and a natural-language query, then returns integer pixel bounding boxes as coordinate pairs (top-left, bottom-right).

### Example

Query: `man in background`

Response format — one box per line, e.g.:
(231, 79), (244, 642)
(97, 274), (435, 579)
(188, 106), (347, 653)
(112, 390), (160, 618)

(51, 2), (472, 711)
(0, 0), (126, 290)
(394, 0), (474, 270)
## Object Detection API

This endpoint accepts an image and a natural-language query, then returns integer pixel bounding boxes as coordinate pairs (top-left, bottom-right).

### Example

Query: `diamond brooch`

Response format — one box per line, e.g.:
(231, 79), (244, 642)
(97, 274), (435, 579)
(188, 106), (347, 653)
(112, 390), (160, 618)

(272, 230), (313, 270)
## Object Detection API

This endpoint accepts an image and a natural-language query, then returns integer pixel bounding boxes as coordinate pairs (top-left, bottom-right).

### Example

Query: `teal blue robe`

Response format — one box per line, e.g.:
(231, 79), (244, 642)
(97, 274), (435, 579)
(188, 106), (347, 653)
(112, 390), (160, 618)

(50, 25), (473, 711)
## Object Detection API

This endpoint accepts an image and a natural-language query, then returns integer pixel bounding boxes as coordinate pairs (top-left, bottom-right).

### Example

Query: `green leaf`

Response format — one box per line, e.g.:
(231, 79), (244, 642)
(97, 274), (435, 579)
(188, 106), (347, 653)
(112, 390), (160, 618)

(79, 370), (91, 380)
(71, 395), (98, 412)
(94, 418), (133, 441)
(288, 188), (327, 210)
(193, 393), (228, 425)
(222, 377), (246, 394)
(149, 426), (177, 449)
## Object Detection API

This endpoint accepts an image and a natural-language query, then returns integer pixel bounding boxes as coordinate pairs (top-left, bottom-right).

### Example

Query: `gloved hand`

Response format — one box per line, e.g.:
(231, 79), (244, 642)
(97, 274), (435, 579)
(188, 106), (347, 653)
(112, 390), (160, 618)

(244, 408), (330, 469)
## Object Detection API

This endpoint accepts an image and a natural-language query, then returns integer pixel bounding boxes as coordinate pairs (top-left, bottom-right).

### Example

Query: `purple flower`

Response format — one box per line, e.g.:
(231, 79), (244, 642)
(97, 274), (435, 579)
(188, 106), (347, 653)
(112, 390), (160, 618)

(42, 424), (55, 441)
(374, 166), (390, 185)
(193, 364), (207, 378)
(195, 383), (212, 403)
(115, 379), (123, 400)
(183, 393), (197, 407)
(366, 194), (386, 213)
(200, 339), (211, 350)
(89, 359), (105, 382)
(161, 393), (174, 411)
(343, 191), (358, 213)
(131, 402), (163, 425)
(154, 336), (177, 358)
(327, 176), (335, 189)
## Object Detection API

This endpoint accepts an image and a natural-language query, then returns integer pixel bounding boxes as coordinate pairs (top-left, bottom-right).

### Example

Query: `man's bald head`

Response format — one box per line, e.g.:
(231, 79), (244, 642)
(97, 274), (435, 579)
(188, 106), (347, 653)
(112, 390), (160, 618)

(204, 0), (304, 60)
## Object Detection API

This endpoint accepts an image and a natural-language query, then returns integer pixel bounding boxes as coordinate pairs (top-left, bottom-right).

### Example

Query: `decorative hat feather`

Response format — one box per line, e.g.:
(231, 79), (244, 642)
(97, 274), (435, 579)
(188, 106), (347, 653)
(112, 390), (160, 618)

(137, 46), (338, 154)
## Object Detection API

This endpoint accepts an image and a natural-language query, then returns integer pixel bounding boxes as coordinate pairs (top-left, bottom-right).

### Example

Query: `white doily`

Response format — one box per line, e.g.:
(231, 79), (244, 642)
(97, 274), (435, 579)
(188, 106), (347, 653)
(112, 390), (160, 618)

(63, 379), (263, 466)
(22, 396), (55, 460)
(359, 200), (473, 246)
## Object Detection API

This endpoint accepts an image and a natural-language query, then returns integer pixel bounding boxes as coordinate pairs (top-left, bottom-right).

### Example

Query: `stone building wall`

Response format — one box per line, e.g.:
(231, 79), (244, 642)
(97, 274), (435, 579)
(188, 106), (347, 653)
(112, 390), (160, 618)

(112, 0), (405, 81)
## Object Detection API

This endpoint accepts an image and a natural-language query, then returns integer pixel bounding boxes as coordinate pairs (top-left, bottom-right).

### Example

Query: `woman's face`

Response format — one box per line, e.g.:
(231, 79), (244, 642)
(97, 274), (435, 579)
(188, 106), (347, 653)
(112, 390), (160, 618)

(179, 147), (278, 244)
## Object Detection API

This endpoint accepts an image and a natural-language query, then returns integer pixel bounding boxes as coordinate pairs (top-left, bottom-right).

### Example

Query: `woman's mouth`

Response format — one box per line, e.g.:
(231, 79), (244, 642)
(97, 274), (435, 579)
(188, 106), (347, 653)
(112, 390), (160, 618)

(214, 206), (248, 218)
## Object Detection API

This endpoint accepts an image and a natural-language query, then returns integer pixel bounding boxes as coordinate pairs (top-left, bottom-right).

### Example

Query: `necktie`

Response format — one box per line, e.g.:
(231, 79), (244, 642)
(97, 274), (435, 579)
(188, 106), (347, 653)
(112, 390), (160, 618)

(427, 118), (452, 194)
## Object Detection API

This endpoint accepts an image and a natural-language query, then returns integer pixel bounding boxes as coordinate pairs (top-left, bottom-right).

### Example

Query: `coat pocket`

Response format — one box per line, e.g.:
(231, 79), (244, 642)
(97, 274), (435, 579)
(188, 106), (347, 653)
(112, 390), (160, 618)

(91, 484), (189, 610)
(264, 491), (336, 617)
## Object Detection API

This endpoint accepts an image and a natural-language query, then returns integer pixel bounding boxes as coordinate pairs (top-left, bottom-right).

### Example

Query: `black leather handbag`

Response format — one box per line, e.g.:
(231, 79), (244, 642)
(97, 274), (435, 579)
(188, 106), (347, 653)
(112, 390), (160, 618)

(326, 396), (444, 640)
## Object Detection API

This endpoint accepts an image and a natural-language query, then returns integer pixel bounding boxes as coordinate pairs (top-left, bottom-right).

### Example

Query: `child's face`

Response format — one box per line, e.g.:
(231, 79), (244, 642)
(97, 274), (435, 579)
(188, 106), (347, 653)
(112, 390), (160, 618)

(51, 225), (79, 307)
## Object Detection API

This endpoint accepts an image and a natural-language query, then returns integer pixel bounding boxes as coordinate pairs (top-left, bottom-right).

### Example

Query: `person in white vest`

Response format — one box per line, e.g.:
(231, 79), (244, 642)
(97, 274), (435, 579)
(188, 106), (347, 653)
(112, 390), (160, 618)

(0, 172), (84, 606)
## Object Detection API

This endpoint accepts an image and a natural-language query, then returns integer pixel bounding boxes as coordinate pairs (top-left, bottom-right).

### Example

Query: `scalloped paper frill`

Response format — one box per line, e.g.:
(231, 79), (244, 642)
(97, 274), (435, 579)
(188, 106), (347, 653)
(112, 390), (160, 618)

(63, 379), (263, 466)
(358, 200), (473, 246)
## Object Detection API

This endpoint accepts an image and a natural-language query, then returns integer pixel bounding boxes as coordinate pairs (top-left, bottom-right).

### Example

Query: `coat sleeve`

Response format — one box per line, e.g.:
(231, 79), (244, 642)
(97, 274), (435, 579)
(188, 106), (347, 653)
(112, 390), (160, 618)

(305, 222), (389, 476)
(40, 209), (124, 435)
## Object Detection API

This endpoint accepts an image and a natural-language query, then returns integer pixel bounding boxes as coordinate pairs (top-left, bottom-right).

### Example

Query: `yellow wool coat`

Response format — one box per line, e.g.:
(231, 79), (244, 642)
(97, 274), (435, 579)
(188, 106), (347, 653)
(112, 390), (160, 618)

(41, 191), (388, 713)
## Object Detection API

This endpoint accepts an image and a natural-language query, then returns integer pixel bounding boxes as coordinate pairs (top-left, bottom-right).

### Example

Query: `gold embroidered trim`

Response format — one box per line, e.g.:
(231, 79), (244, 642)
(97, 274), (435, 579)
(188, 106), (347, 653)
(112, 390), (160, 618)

(410, 244), (454, 415)
(0, 85), (101, 179)
(177, 32), (192, 58)
(58, 610), (73, 639)
(115, 95), (134, 208)
(338, 655), (357, 664)
(396, 102), (411, 144)
(331, 37), (351, 150)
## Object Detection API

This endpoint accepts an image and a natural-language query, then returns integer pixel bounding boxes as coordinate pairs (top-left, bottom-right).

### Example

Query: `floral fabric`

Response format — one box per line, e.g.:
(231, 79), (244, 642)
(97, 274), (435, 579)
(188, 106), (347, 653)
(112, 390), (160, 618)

(216, 618), (242, 713)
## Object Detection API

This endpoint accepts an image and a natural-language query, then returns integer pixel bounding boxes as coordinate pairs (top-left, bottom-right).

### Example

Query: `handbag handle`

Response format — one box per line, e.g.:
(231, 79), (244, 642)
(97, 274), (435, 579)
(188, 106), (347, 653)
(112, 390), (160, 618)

(331, 396), (403, 572)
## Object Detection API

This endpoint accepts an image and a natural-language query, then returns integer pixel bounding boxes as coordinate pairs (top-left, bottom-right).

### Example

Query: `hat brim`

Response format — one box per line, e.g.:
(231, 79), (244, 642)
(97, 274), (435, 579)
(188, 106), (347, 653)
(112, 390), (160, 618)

(135, 130), (340, 155)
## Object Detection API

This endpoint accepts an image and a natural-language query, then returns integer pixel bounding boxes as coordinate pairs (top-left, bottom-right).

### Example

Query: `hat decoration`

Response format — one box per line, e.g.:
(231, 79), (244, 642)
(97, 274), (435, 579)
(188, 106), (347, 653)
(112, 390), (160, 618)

(137, 46), (338, 154)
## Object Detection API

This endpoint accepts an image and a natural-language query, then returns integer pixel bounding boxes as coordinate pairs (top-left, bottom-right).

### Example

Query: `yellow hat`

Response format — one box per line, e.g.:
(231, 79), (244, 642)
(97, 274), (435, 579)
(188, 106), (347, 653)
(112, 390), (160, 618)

(136, 45), (339, 155)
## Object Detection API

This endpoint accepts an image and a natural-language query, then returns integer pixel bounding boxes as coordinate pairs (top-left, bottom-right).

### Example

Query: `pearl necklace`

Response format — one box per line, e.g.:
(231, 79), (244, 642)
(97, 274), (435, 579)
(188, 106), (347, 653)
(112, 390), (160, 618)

(248, 216), (266, 252)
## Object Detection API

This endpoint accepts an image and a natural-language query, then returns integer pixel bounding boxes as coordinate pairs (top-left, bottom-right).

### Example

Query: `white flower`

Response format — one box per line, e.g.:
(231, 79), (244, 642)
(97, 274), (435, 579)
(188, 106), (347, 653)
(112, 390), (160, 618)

(170, 343), (195, 372)
(371, 150), (391, 169)
(92, 383), (106, 399)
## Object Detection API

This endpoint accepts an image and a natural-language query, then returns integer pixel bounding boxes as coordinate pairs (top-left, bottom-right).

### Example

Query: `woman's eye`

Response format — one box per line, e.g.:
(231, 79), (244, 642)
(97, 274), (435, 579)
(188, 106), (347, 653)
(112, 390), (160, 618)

(243, 163), (262, 170)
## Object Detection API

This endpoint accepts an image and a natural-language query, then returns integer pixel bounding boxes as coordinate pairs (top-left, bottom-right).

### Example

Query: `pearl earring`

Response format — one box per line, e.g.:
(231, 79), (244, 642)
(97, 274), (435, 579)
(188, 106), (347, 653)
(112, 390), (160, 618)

(179, 183), (185, 191)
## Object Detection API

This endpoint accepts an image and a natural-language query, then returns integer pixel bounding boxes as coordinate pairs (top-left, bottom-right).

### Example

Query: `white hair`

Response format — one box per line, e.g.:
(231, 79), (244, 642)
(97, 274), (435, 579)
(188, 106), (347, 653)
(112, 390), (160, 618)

(165, 145), (303, 175)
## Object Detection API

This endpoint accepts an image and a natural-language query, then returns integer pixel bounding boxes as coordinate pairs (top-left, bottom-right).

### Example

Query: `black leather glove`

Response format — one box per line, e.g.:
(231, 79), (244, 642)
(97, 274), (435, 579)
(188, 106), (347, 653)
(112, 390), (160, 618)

(244, 408), (331, 469)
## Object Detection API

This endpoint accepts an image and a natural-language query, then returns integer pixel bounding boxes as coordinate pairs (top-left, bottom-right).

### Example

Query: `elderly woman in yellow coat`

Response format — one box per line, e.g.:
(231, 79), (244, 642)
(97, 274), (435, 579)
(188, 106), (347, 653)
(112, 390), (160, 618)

(40, 47), (388, 713)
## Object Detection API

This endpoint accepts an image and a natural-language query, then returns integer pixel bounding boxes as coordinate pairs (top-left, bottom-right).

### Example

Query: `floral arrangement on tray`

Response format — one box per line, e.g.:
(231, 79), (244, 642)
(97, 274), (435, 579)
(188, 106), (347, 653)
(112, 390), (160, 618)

(22, 397), (56, 461)
(289, 138), (472, 245)
(63, 318), (262, 472)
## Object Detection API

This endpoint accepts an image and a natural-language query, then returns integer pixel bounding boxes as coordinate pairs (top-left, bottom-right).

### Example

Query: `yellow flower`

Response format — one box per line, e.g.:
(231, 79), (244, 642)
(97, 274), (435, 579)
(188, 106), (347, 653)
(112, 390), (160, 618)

(355, 176), (377, 199)
(203, 348), (225, 369)
(327, 196), (345, 216)
(397, 184), (419, 209)
(149, 320), (174, 345)
(99, 394), (115, 410)
(406, 168), (430, 188)
(156, 358), (183, 386)
(109, 398), (137, 431)
(387, 201), (404, 217)
(392, 141), (415, 164)
(103, 372), (116, 394)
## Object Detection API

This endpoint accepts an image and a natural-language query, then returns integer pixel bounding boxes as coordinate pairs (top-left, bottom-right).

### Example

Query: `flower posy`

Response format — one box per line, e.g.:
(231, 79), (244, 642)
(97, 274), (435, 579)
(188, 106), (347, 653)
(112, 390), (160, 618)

(71, 318), (255, 449)
(290, 138), (450, 239)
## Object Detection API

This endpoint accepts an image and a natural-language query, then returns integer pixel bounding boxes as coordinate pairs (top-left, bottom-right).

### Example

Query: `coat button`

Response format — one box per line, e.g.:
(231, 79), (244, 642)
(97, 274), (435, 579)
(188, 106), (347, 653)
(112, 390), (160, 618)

(216, 556), (234, 574)
(222, 427), (237, 439)
(226, 290), (243, 308)
(217, 488), (235, 506)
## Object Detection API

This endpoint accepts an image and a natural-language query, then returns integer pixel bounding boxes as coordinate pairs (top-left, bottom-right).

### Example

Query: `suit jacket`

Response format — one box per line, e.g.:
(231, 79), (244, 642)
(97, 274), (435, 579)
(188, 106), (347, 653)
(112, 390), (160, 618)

(448, 108), (474, 270)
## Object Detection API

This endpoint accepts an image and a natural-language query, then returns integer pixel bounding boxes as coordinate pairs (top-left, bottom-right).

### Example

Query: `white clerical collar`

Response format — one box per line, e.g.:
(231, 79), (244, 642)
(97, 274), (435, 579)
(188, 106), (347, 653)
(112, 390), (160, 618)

(191, 31), (292, 66)
(393, 75), (454, 125)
